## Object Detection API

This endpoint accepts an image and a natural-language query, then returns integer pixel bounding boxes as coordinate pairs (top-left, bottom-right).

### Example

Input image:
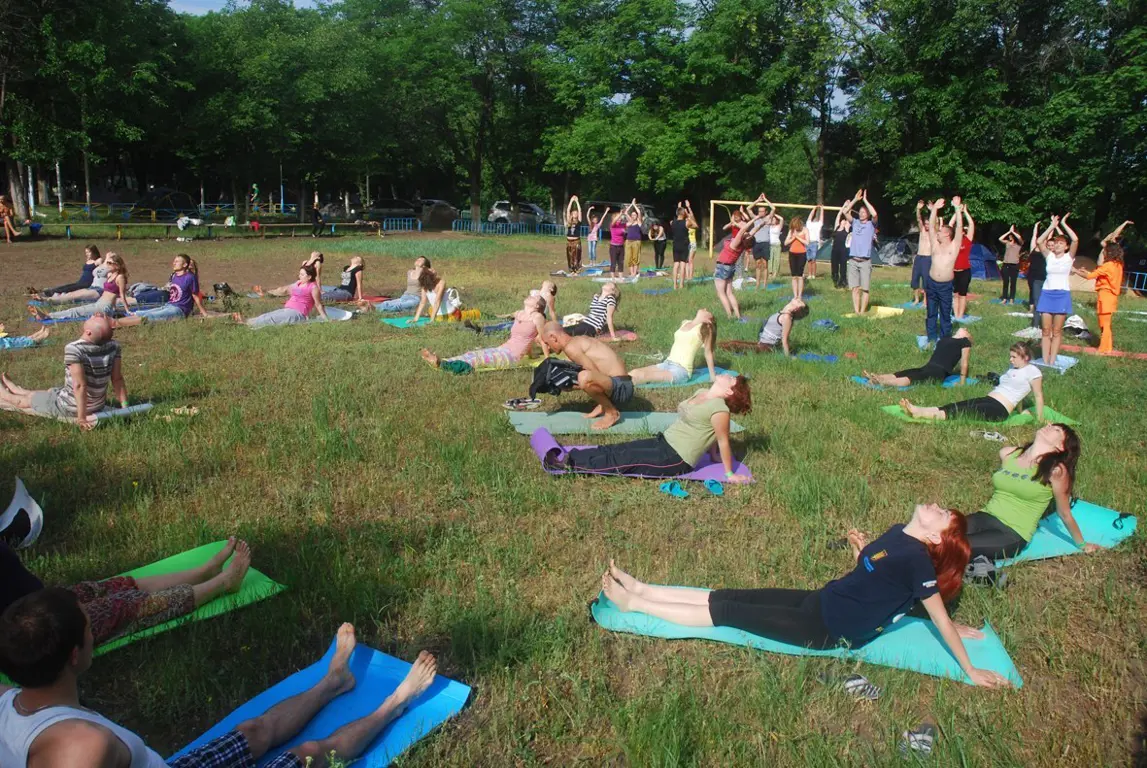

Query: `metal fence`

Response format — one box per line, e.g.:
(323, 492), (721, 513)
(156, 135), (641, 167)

(379, 218), (421, 232)
(452, 220), (589, 236)
(55, 202), (299, 222)
(1124, 271), (1147, 292)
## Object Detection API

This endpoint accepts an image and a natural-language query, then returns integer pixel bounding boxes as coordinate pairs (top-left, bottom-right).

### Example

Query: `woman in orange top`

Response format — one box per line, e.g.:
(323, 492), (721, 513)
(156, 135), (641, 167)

(1075, 237), (1127, 354)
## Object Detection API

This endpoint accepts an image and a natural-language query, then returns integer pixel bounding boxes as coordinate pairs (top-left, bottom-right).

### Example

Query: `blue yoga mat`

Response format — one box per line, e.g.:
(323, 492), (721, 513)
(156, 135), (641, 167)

(796, 352), (838, 363)
(850, 375), (979, 391)
(638, 366), (738, 389)
(1033, 355), (1078, 374)
(642, 288), (674, 296)
(171, 639), (470, 767)
(953, 315), (982, 324)
(381, 317), (432, 329)
(591, 592), (1022, 687)
(997, 500), (1137, 567)
(898, 302), (925, 310)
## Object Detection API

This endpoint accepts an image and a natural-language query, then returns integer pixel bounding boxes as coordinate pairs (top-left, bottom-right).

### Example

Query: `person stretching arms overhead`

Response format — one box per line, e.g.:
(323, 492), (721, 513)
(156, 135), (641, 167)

(924, 198), (965, 344)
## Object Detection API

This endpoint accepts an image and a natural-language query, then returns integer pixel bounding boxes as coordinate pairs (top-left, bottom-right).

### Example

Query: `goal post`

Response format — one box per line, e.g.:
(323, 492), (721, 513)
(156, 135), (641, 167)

(707, 199), (844, 261)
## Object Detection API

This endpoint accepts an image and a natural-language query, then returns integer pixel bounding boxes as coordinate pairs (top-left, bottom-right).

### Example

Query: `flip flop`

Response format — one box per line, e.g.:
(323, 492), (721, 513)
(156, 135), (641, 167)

(970, 430), (1007, 442)
(826, 538), (850, 551)
(817, 670), (881, 701)
(658, 481), (689, 499)
(703, 479), (724, 496)
(899, 721), (938, 756)
(502, 398), (542, 411)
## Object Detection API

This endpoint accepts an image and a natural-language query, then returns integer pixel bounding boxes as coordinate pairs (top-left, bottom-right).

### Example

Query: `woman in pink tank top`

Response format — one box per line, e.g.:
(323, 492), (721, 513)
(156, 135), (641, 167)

(420, 295), (549, 372)
(241, 264), (329, 328)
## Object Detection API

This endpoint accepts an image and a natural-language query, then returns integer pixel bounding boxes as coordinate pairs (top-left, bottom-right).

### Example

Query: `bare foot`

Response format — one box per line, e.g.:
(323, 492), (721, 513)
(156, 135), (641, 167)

(388, 651), (437, 713)
(861, 370), (876, 382)
(899, 398), (921, 418)
(420, 349), (440, 368)
(27, 305), (47, 321)
(325, 623), (358, 696)
(582, 404), (604, 420)
(30, 326), (50, 343)
(221, 540), (251, 592)
(231, 312), (244, 323)
(591, 410), (621, 431)
(252, 285), (265, 297)
(609, 559), (643, 595)
(601, 572), (634, 611)
(0, 373), (17, 394)
(203, 537), (238, 577)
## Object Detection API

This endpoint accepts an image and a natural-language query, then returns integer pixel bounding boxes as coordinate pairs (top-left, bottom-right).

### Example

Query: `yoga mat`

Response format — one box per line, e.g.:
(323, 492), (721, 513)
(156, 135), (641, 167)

(953, 315), (982, 324)
(1006, 312), (1033, 318)
(330, 294), (387, 303)
(381, 317), (431, 328)
(642, 288), (673, 296)
(171, 638), (470, 767)
(98, 540), (285, 656)
(592, 276), (639, 284)
(508, 410), (745, 435)
(795, 352), (838, 363)
(844, 306), (904, 319)
(1033, 355), (1078, 374)
(898, 302), (925, 310)
(472, 355), (548, 372)
(591, 593), (1021, 687)
(850, 375), (979, 391)
(812, 319), (839, 331)
(530, 428), (753, 482)
(0, 401), (154, 426)
(880, 404), (1079, 427)
(321, 307), (355, 322)
(638, 366), (738, 389)
(997, 500), (1137, 567)
(1059, 344), (1147, 361)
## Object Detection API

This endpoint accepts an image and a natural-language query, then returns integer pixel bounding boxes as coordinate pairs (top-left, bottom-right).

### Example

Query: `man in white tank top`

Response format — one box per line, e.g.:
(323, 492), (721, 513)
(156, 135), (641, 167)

(0, 589), (439, 768)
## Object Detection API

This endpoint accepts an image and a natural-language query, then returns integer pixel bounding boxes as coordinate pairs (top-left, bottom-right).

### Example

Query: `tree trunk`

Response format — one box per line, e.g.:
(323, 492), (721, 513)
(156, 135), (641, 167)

(231, 178), (239, 218)
(6, 160), (28, 219)
(83, 151), (92, 209)
(469, 161), (482, 224)
(36, 165), (50, 206)
(299, 180), (307, 223)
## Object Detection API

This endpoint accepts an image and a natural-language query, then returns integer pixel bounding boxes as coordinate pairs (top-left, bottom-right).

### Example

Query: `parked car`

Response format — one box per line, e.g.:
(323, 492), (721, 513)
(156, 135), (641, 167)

(583, 201), (659, 234)
(364, 198), (418, 220)
(487, 201), (556, 226)
(417, 198), (459, 229)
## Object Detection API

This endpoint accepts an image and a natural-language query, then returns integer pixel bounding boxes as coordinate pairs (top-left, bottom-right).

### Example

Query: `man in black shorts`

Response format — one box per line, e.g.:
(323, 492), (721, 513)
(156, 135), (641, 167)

(863, 328), (972, 387)
(542, 322), (633, 431)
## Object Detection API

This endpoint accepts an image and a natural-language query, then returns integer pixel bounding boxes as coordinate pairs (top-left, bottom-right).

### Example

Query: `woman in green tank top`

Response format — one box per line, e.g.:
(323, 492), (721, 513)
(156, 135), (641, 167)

(964, 423), (1096, 560)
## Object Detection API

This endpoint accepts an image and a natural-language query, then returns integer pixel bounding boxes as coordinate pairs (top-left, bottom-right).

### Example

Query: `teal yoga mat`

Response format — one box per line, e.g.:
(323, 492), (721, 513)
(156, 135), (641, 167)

(591, 592), (1022, 687)
(880, 404), (1079, 427)
(638, 366), (738, 389)
(997, 500), (1137, 567)
(381, 317), (432, 328)
(507, 410), (745, 435)
(171, 638), (470, 767)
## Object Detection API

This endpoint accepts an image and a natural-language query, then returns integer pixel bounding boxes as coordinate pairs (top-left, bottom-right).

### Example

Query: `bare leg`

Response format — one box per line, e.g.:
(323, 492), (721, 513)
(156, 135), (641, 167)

(859, 289), (870, 314)
(420, 349), (441, 368)
(628, 365), (673, 385)
(1040, 313), (1053, 363)
(237, 623), (359, 760)
(723, 283), (742, 320)
(189, 541), (250, 608)
(686, 255), (695, 280)
(602, 574), (714, 626)
(755, 260), (765, 289)
(289, 650), (437, 768)
(608, 560), (712, 605)
(851, 287), (861, 314)
(0, 388), (35, 410)
(577, 371), (619, 430)
(1048, 314), (1065, 364)
(134, 538), (237, 593)
(29, 327), (50, 343)
(862, 370), (911, 387)
(899, 397), (946, 421)
(713, 280), (735, 318)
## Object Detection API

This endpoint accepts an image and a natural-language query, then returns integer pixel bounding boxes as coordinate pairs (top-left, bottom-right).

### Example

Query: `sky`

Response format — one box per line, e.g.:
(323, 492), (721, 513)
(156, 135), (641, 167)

(169, 0), (315, 13)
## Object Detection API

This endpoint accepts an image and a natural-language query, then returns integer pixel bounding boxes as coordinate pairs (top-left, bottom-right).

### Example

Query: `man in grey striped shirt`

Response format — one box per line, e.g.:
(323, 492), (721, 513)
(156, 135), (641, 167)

(0, 315), (127, 429)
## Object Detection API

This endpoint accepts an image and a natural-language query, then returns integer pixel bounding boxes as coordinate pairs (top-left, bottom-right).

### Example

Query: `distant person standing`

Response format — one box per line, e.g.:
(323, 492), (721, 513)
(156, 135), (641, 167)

(1026, 221), (1046, 329)
(845, 189), (878, 315)
(804, 204), (824, 281)
(565, 195), (584, 274)
(998, 226), (1024, 305)
(830, 199), (853, 288)
(311, 203), (325, 237)
(669, 205), (691, 290)
(649, 220), (668, 271)
(950, 206), (975, 320)
(910, 200), (932, 307)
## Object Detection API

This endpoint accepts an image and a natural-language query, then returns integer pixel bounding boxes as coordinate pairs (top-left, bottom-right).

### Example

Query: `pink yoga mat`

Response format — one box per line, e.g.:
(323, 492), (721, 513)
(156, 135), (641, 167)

(529, 428), (753, 482)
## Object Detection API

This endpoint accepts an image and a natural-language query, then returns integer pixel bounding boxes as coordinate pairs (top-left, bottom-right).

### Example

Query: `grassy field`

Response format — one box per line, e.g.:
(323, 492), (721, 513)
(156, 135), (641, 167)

(2, 233), (1145, 766)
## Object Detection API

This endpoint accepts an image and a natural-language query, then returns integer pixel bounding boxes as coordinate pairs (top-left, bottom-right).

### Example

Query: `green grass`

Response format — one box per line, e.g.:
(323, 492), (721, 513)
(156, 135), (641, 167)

(2, 236), (1145, 765)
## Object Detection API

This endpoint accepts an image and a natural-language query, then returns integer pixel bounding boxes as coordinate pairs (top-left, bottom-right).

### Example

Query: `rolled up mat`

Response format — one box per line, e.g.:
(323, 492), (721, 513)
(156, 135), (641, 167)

(850, 375), (979, 391)
(98, 540), (285, 656)
(844, 306), (904, 319)
(1033, 355), (1078, 374)
(508, 410), (745, 435)
(997, 500), (1137, 567)
(170, 638), (469, 767)
(0, 401), (154, 426)
(638, 366), (738, 389)
(381, 317), (431, 328)
(530, 428), (752, 481)
(880, 403), (1078, 427)
(591, 592), (1022, 687)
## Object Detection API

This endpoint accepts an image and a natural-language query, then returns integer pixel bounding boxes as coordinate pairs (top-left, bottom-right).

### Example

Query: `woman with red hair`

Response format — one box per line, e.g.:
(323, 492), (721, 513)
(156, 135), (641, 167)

(546, 374), (752, 482)
(601, 503), (1010, 687)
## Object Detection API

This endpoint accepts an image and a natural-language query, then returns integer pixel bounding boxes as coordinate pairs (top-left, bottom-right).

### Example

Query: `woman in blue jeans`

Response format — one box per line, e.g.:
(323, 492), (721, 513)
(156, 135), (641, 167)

(376, 257), (429, 313)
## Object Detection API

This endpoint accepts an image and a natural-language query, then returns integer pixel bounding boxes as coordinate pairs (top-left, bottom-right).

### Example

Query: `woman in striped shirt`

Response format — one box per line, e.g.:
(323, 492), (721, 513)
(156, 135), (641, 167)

(566, 283), (621, 341)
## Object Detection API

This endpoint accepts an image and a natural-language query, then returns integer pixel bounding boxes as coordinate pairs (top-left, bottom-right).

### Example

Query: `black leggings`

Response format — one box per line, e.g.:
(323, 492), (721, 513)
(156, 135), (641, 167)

(708, 588), (836, 648)
(965, 512), (1028, 561)
(565, 435), (691, 477)
(894, 363), (948, 383)
(565, 321), (599, 337)
(653, 240), (667, 269)
(941, 396), (1009, 421)
(609, 244), (624, 273)
(1000, 263), (1019, 301)
(42, 279), (93, 296)
(831, 244), (848, 285)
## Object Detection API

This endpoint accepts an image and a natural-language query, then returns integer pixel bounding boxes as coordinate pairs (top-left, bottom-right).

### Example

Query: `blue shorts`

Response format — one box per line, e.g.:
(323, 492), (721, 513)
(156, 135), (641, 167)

(655, 360), (691, 384)
(807, 241), (820, 261)
(715, 262), (736, 281)
(911, 255), (931, 289)
(1036, 289), (1072, 315)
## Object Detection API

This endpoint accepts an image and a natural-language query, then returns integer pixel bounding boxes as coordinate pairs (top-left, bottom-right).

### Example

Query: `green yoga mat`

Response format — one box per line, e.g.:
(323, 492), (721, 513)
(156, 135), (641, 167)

(507, 410), (745, 435)
(592, 592), (1022, 687)
(880, 404), (1079, 427)
(95, 541), (286, 656)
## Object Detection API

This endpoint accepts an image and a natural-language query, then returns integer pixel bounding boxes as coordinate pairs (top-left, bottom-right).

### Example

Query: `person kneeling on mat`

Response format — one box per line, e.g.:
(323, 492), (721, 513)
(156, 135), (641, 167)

(548, 373), (752, 482)
(600, 504), (1010, 688)
(629, 309), (716, 386)
(0, 537), (253, 646)
(0, 315), (127, 430)
(0, 591), (439, 768)
(542, 322), (632, 431)
(964, 423), (1097, 561)
(863, 328), (972, 387)
(718, 298), (808, 356)
(900, 342), (1044, 423)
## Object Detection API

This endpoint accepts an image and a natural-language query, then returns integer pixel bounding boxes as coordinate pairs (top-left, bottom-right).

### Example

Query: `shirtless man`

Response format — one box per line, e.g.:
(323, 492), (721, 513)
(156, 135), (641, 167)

(910, 200), (932, 307)
(542, 322), (632, 430)
(924, 197), (965, 344)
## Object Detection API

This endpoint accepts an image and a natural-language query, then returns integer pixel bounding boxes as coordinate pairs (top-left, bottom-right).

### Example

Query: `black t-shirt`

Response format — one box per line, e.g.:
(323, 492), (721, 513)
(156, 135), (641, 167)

(1027, 250), (1046, 280)
(929, 336), (971, 374)
(819, 524), (939, 644)
(339, 265), (362, 294)
(670, 219), (690, 248)
(0, 542), (43, 616)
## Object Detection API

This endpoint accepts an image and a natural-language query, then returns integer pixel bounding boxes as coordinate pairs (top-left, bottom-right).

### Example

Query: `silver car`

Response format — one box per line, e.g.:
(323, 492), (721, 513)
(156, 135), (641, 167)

(487, 201), (556, 226)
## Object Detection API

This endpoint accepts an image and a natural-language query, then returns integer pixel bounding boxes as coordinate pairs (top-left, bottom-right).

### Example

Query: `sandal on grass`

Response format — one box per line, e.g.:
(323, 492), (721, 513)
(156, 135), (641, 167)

(818, 670), (881, 701)
(658, 481), (689, 499)
(503, 398), (542, 411)
(899, 721), (937, 756)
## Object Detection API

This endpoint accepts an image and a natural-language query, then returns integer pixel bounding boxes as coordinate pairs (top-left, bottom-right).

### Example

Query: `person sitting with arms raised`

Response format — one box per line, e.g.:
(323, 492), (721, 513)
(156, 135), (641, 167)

(629, 309), (716, 386)
(28, 253), (131, 322)
(253, 251), (325, 297)
(547, 373), (752, 482)
(718, 297), (808, 356)
(900, 342), (1044, 423)
(238, 264), (330, 328)
(599, 503), (1010, 687)
(0, 315), (127, 430)
(321, 256), (365, 303)
(542, 321), (632, 431)
(110, 255), (223, 327)
(29, 245), (103, 301)
(0, 591), (439, 768)
(863, 328), (973, 387)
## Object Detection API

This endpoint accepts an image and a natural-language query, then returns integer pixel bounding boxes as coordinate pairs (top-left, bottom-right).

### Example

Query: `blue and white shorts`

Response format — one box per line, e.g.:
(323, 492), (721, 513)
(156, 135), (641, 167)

(655, 359), (691, 384)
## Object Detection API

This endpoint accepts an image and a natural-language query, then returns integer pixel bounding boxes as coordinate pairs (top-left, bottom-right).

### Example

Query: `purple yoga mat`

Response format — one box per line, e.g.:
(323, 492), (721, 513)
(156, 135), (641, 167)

(529, 428), (754, 482)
